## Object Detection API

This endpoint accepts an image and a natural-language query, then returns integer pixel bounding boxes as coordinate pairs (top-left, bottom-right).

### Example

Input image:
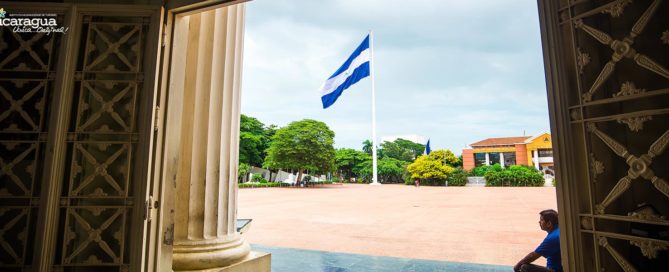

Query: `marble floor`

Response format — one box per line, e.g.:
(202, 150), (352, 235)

(253, 244), (512, 272)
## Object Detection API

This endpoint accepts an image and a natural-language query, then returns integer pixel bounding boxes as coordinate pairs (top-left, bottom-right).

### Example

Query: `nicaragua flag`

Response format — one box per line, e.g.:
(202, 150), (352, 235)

(319, 35), (371, 109)
(424, 139), (431, 155)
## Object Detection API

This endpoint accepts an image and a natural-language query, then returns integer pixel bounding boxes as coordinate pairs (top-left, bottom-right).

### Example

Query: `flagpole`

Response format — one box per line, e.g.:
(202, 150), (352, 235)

(370, 30), (380, 186)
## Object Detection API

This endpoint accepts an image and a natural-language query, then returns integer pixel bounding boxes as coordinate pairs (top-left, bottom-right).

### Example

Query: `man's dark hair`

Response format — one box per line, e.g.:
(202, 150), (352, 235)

(540, 209), (559, 226)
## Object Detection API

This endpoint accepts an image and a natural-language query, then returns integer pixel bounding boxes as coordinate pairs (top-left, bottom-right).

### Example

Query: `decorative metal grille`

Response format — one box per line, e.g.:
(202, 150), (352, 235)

(53, 15), (149, 272)
(0, 14), (61, 270)
(558, 0), (669, 270)
(1, 5), (156, 270)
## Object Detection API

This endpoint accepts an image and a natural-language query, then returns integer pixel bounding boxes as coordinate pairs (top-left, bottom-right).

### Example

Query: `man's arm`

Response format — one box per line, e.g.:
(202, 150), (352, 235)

(513, 252), (541, 271)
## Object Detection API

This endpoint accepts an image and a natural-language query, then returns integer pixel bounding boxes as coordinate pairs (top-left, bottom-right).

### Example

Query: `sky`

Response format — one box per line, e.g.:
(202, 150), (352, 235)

(240, 0), (551, 155)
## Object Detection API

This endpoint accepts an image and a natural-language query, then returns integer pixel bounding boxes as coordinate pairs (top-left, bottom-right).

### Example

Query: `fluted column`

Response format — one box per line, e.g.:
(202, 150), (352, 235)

(172, 4), (249, 271)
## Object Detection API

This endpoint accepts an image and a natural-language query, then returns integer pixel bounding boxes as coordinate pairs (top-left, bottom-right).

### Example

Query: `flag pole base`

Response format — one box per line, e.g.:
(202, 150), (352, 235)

(370, 182), (382, 186)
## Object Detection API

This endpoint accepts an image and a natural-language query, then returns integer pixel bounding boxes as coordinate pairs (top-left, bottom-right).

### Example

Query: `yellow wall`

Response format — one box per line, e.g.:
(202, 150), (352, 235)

(525, 133), (552, 167)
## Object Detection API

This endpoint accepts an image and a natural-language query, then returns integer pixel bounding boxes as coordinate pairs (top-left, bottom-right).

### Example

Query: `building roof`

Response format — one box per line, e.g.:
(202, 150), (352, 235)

(470, 136), (531, 147)
(524, 132), (551, 143)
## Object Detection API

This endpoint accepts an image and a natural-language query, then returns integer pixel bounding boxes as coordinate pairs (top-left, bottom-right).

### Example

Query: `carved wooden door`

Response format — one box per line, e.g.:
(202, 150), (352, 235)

(0, 4), (161, 271)
(538, 0), (669, 271)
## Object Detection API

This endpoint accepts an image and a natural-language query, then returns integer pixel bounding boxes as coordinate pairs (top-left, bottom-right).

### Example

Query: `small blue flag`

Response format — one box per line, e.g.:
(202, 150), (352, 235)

(424, 139), (431, 155)
(319, 35), (371, 109)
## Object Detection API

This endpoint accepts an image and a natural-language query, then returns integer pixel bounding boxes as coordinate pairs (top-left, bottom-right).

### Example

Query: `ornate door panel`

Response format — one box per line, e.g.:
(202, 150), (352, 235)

(0, 4), (161, 272)
(0, 10), (65, 271)
(538, 0), (669, 271)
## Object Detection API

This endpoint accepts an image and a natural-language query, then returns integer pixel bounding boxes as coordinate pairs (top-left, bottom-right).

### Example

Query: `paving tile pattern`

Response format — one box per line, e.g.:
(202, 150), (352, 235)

(239, 184), (558, 266)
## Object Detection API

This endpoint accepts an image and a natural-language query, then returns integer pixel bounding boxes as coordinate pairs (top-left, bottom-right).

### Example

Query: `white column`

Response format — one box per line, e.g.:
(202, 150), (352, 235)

(500, 152), (505, 168)
(533, 150), (540, 170)
(171, 5), (250, 271)
(485, 152), (490, 166)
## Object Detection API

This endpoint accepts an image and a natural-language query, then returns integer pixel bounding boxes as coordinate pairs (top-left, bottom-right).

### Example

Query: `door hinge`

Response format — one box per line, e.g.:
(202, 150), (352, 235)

(154, 106), (160, 131)
(163, 223), (174, 245)
(162, 23), (167, 47)
(144, 195), (154, 221)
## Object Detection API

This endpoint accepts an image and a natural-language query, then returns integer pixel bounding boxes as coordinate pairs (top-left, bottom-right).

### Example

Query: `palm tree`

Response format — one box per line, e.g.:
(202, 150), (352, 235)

(362, 139), (373, 155)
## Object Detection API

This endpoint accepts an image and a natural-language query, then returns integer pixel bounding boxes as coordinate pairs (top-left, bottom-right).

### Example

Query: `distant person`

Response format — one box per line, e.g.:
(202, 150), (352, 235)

(414, 179), (420, 187)
(514, 209), (562, 272)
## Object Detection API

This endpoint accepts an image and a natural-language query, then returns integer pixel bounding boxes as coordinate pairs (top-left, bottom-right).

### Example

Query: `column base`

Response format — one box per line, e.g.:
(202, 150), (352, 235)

(173, 235), (251, 271)
(176, 251), (271, 272)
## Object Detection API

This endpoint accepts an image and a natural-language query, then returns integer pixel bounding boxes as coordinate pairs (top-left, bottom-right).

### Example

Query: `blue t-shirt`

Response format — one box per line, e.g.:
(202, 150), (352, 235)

(535, 227), (562, 272)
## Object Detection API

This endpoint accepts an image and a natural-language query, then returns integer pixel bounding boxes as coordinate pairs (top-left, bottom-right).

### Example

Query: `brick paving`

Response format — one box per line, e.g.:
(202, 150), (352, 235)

(238, 184), (558, 266)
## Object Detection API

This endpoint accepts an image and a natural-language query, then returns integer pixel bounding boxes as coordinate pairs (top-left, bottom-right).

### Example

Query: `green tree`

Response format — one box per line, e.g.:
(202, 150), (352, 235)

(362, 139), (373, 155)
(378, 138), (426, 162)
(394, 138), (426, 159)
(240, 114), (265, 135)
(263, 119), (336, 183)
(356, 157), (408, 183)
(239, 114), (274, 166)
(239, 132), (263, 166)
(335, 148), (370, 180)
(380, 140), (414, 162)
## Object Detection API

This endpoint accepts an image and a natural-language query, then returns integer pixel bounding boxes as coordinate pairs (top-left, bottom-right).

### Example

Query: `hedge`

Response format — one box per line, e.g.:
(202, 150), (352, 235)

(484, 165), (544, 186)
(446, 167), (469, 186)
(470, 164), (503, 177)
(239, 182), (287, 188)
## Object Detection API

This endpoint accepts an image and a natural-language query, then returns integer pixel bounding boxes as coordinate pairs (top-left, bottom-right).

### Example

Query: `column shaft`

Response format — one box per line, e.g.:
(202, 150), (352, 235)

(172, 4), (250, 271)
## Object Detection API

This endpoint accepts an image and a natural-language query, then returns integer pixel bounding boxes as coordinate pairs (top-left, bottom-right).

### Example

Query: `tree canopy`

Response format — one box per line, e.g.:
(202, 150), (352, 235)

(426, 149), (460, 166)
(239, 114), (275, 166)
(335, 148), (370, 180)
(263, 119), (336, 181)
(406, 149), (460, 186)
(356, 157), (408, 183)
(407, 155), (454, 180)
(378, 138), (426, 162)
(362, 139), (373, 155)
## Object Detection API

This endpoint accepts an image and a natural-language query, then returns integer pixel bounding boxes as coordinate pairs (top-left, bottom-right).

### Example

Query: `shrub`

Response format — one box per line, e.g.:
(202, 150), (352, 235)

(238, 163), (251, 183)
(485, 165), (544, 186)
(420, 178), (445, 186)
(446, 167), (469, 186)
(552, 178), (557, 187)
(470, 164), (503, 177)
(402, 171), (413, 185)
(251, 173), (267, 183)
(406, 155), (454, 186)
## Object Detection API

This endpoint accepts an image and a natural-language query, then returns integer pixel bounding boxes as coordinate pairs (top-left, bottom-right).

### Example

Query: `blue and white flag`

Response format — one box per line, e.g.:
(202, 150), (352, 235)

(424, 139), (431, 155)
(320, 35), (371, 109)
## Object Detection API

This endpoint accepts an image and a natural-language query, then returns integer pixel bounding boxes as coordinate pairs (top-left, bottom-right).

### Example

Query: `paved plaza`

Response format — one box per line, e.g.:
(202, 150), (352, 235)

(238, 184), (558, 267)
